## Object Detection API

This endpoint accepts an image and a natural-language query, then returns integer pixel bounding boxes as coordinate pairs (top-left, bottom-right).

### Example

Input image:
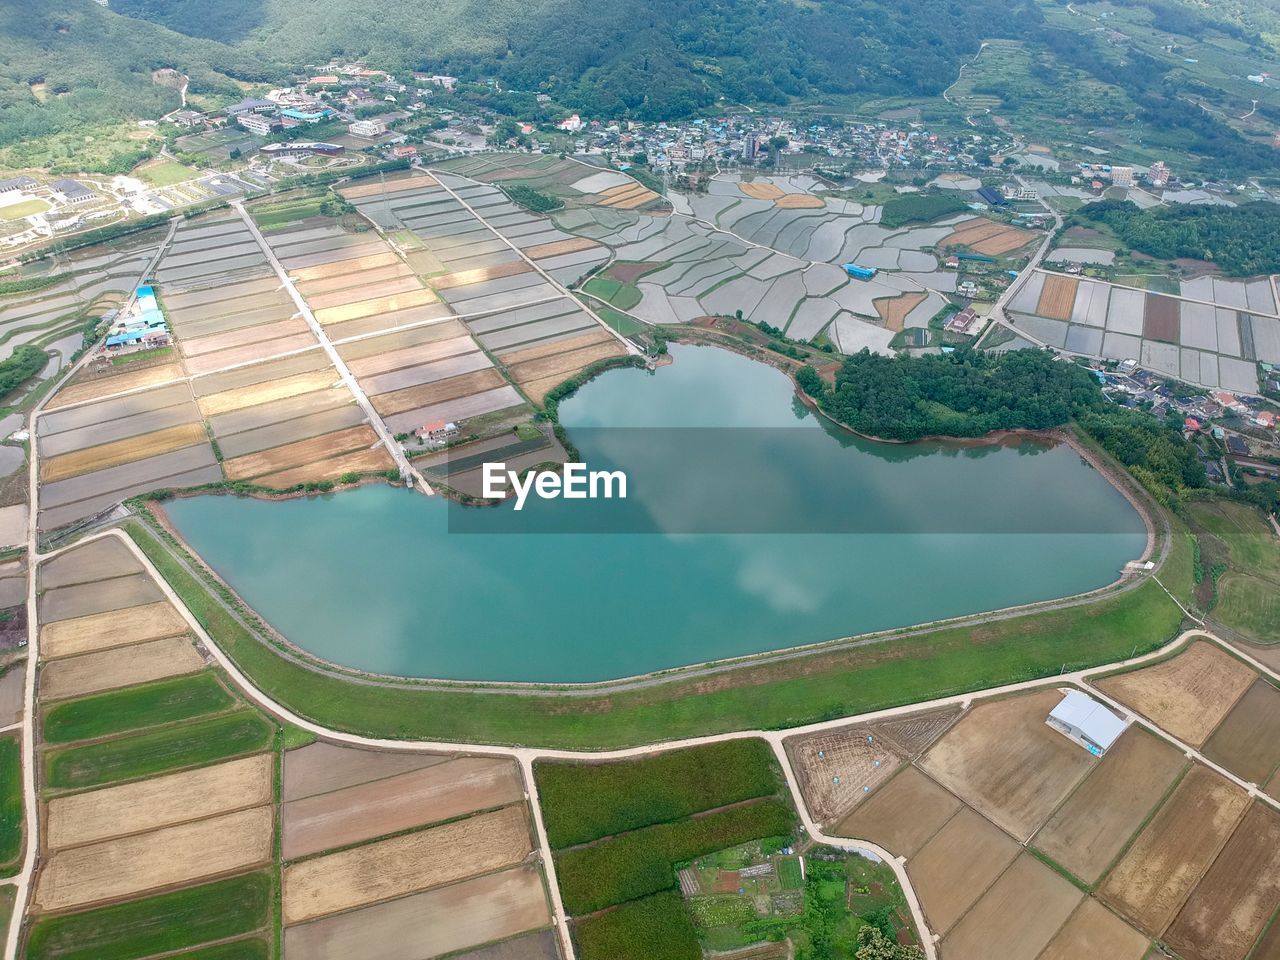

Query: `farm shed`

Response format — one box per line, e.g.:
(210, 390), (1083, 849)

(1046, 691), (1126, 756)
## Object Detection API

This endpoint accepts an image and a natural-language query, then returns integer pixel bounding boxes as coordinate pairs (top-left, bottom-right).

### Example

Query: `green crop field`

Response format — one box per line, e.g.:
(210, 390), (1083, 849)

(536, 739), (780, 848)
(594, 304), (647, 336)
(582, 277), (642, 311)
(574, 891), (701, 960)
(134, 160), (198, 187)
(24, 872), (273, 960)
(41, 672), (239, 745)
(161, 940), (269, 960)
(0, 735), (21, 874)
(44, 708), (276, 790)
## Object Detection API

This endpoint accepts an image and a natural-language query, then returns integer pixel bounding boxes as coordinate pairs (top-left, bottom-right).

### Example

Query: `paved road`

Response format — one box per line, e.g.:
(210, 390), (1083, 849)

(231, 201), (431, 493)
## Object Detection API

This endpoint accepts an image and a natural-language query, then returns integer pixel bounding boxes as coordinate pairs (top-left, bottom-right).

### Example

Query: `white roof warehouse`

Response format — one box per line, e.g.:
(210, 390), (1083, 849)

(1046, 690), (1128, 756)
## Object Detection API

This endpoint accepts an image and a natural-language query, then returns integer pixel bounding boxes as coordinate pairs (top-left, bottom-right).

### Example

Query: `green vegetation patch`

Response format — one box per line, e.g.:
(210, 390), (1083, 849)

(500, 183), (564, 213)
(0, 198), (51, 220)
(573, 890), (701, 960)
(24, 871), (273, 960)
(169, 940), (269, 960)
(555, 799), (796, 914)
(594, 304), (646, 336)
(537, 739), (780, 848)
(0, 735), (21, 873)
(45, 709), (276, 790)
(0, 273), (66, 296)
(133, 159), (197, 187)
(878, 191), (971, 229)
(582, 277), (641, 311)
(248, 195), (329, 230)
(1187, 500), (1280, 641)
(41, 672), (239, 745)
(0, 345), (50, 402)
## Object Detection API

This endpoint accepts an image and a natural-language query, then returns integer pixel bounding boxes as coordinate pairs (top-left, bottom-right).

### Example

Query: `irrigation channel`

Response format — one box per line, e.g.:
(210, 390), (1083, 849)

(164, 344), (1147, 683)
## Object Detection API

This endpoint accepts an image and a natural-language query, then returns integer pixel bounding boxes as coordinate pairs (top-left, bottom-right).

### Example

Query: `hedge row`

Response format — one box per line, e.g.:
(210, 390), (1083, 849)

(573, 891), (701, 960)
(536, 738), (780, 848)
(555, 798), (795, 914)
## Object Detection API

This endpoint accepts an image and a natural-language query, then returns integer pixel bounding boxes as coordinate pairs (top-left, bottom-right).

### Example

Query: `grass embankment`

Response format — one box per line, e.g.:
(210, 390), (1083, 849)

(24, 871), (273, 960)
(124, 514), (1191, 750)
(1187, 500), (1280, 642)
(41, 673), (239, 745)
(0, 735), (22, 875)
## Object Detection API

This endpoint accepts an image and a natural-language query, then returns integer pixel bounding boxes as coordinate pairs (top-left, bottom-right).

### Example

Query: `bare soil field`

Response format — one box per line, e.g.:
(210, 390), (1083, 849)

(347, 338), (480, 380)
(41, 422), (207, 484)
(335, 321), (469, 362)
(183, 334), (321, 378)
(38, 538), (141, 589)
(47, 363), (186, 410)
(282, 804), (532, 925)
(604, 261), (662, 284)
(283, 741), (450, 802)
(941, 854), (1082, 960)
(739, 182), (785, 200)
(1202, 680), (1280, 786)
(305, 276), (425, 311)
(497, 330), (612, 367)
(869, 707), (960, 756)
(906, 807), (1019, 934)
(1096, 641), (1257, 746)
(1164, 802), (1280, 960)
(289, 252), (401, 282)
(39, 635), (203, 701)
(431, 261), (533, 290)
(180, 318), (310, 357)
(47, 753), (274, 850)
(282, 864), (549, 960)
(525, 237), (598, 260)
(337, 174), (437, 200)
(1143, 294), (1181, 343)
(874, 292), (927, 332)
(197, 371), (339, 418)
(611, 189), (661, 210)
(944, 218), (1004, 244)
(360, 353), (492, 396)
(1250, 910), (1280, 960)
(255, 446), (395, 488)
(1035, 897), (1149, 960)
(919, 690), (1097, 841)
(313, 289), (438, 326)
(0, 663), (24, 726)
(35, 805), (274, 911)
(774, 193), (826, 209)
(40, 574), (164, 622)
(833, 766), (960, 856)
(370, 368), (506, 418)
(447, 930), (560, 960)
(210, 389), (353, 442)
(295, 262), (414, 297)
(223, 425), (379, 481)
(507, 343), (625, 403)
(1099, 764), (1250, 936)
(786, 725), (903, 824)
(41, 601), (187, 659)
(1032, 727), (1186, 883)
(970, 228), (1036, 256)
(38, 384), (196, 436)
(1037, 274), (1079, 322)
(283, 756), (523, 859)
(194, 352), (331, 397)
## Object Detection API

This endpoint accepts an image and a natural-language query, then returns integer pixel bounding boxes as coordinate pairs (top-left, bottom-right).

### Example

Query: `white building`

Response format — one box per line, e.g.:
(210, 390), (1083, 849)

(348, 118), (387, 138)
(1110, 165), (1135, 187)
(1047, 690), (1128, 756)
(236, 113), (280, 136)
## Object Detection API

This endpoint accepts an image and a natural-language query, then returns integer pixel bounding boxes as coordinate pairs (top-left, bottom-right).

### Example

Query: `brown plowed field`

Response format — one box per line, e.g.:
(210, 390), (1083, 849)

(919, 689), (1097, 841)
(197, 371), (339, 417)
(1143, 294), (1181, 343)
(283, 741), (450, 802)
(1035, 897), (1148, 960)
(282, 804), (532, 925)
(1096, 641), (1257, 746)
(41, 601), (187, 659)
(290, 252), (400, 282)
(223, 425), (380, 481)
(834, 767), (961, 857)
(39, 635), (203, 701)
(907, 807), (1019, 934)
(430, 261), (533, 290)
(1250, 908), (1280, 960)
(336, 321), (469, 361)
(38, 538), (140, 589)
(943, 219), (1034, 256)
(337, 174), (437, 199)
(313, 289), (438, 326)
(41, 422), (208, 484)
(786, 725), (903, 824)
(282, 865), (549, 960)
(41, 574), (164, 622)
(180, 318), (310, 357)
(497, 330), (612, 367)
(47, 363), (187, 410)
(35, 805), (274, 911)
(194, 351), (331, 396)
(1099, 764), (1250, 936)
(283, 756), (523, 859)
(1165, 802), (1280, 960)
(869, 707), (961, 756)
(507, 343), (625, 402)
(739, 182), (785, 200)
(305, 276), (425, 311)
(774, 193), (826, 209)
(295, 262), (414, 297)
(347, 337), (479, 379)
(255, 446), (394, 489)
(1036, 274), (1079, 321)
(47, 754), (274, 850)
(1033, 727), (1185, 883)
(1202, 680), (1280, 785)
(611, 189), (661, 210)
(874, 292), (928, 332)
(605, 261), (662, 284)
(525, 237), (598, 260)
(371, 368), (505, 417)
(970, 229), (1036, 256)
(210, 388), (352, 440)
(941, 854), (1082, 960)
(183, 335), (321, 377)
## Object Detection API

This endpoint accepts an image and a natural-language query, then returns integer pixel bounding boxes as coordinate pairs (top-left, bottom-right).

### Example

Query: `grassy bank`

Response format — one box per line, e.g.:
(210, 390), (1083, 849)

(123, 510), (1191, 750)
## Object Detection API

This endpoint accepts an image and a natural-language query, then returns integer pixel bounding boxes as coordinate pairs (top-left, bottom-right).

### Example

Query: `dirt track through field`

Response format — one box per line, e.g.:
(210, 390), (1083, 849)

(39, 636), (203, 701)
(834, 767), (961, 856)
(1035, 897), (1149, 960)
(40, 601), (188, 659)
(283, 804), (532, 924)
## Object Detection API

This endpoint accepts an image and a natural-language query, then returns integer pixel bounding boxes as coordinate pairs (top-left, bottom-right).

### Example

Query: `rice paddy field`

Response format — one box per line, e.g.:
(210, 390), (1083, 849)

(828, 661), (1280, 960)
(21, 532), (557, 960)
(1007, 268), (1279, 391)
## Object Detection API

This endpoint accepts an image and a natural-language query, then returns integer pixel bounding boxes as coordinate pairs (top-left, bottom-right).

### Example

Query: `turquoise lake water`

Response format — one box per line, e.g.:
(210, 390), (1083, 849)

(165, 344), (1147, 682)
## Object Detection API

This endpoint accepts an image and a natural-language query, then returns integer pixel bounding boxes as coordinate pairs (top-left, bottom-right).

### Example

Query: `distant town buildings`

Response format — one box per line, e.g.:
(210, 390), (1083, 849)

(1148, 160), (1170, 188)
(236, 113), (281, 136)
(1110, 165), (1135, 187)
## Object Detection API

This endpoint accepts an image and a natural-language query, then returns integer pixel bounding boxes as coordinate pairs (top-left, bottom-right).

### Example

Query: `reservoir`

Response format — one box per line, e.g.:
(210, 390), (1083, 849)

(165, 344), (1148, 683)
